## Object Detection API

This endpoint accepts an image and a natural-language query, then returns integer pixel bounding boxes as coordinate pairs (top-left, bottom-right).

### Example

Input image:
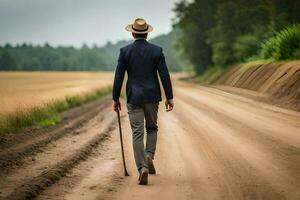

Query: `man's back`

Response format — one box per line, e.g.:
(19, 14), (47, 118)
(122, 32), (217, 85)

(113, 39), (173, 104)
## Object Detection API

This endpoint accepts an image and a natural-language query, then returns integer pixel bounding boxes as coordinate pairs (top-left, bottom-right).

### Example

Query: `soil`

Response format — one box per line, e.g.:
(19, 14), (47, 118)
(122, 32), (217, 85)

(0, 79), (299, 200)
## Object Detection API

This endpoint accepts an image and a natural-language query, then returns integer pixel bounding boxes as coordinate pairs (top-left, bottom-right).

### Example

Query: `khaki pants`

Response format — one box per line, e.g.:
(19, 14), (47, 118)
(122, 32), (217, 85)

(127, 103), (159, 171)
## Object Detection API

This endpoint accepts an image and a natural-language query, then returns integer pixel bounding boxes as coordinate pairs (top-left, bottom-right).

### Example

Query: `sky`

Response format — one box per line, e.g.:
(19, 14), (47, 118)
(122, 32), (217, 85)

(0, 0), (179, 47)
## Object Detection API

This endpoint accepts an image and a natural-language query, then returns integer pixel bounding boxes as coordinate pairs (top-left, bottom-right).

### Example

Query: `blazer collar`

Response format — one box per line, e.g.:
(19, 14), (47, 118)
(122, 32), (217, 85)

(134, 38), (147, 43)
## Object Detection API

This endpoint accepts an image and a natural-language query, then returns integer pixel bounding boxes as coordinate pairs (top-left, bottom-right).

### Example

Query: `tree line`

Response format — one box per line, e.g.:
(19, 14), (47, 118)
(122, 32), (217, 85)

(2, 0), (299, 74)
(0, 29), (185, 72)
(0, 43), (116, 71)
(173, 0), (300, 74)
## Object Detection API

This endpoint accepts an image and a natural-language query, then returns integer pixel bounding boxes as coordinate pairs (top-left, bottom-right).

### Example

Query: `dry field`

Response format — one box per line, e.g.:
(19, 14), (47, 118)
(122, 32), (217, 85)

(0, 72), (114, 115)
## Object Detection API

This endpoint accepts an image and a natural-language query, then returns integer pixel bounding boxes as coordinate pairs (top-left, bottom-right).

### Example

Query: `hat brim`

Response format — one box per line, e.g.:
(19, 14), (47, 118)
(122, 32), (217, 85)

(125, 24), (153, 34)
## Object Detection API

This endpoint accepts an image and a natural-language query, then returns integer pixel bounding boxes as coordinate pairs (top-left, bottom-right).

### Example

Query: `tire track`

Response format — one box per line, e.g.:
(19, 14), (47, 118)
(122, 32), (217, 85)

(1, 116), (117, 200)
(111, 82), (300, 200)
(0, 96), (111, 170)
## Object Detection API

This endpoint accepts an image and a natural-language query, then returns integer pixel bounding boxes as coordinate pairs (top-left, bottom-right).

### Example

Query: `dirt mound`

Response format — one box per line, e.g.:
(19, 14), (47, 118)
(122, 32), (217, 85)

(213, 61), (300, 110)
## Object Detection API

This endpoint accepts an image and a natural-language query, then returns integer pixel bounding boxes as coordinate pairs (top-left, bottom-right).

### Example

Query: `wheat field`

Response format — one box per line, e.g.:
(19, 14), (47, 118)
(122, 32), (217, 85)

(0, 72), (114, 115)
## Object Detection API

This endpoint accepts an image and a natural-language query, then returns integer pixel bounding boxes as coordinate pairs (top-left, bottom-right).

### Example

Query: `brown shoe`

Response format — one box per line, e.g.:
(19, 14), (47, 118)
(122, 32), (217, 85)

(138, 167), (148, 185)
(147, 156), (156, 174)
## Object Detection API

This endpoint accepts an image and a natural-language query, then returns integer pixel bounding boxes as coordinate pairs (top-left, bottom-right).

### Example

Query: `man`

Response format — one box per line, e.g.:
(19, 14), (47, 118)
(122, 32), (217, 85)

(112, 18), (174, 185)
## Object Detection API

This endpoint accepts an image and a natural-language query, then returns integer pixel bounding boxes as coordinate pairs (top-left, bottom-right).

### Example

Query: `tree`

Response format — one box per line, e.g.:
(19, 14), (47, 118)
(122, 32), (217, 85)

(173, 0), (300, 74)
(0, 50), (17, 70)
(174, 0), (219, 74)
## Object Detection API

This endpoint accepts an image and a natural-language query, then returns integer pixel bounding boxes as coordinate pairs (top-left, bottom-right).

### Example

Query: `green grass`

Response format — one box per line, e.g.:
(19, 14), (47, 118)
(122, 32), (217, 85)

(0, 86), (112, 135)
(37, 115), (61, 128)
(195, 67), (227, 84)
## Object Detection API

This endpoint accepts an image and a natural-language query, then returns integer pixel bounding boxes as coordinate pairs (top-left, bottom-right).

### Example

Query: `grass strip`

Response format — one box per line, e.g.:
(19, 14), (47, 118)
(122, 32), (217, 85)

(195, 67), (228, 84)
(0, 86), (112, 135)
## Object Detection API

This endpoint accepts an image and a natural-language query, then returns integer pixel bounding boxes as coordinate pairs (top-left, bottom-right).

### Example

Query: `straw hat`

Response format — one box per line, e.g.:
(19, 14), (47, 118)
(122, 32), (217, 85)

(125, 18), (153, 34)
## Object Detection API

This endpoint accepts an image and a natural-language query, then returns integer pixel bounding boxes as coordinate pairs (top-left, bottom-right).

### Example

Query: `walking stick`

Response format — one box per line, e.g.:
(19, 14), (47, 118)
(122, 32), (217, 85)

(116, 109), (130, 176)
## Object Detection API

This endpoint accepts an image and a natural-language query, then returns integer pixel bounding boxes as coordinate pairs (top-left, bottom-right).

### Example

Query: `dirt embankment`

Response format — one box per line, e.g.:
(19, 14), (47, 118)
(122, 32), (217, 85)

(213, 61), (300, 111)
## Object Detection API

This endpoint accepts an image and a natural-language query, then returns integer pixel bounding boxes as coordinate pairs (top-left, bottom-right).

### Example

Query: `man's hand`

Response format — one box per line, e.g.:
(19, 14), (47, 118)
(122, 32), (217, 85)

(113, 101), (121, 112)
(165, 99), (174, 112)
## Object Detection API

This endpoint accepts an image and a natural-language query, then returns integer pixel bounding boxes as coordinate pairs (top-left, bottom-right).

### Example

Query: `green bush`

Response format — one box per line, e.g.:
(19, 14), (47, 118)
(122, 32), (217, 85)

(212, 41), (235, 67)
(233, 35), (261, 61)
(261, 24), (300, 60)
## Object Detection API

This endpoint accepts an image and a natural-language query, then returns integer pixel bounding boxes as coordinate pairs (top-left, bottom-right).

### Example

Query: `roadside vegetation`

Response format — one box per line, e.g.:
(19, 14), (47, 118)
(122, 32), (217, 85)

(173, 0), (300, 81)
(0, 86), (112, 135)
(195, 24), (300, 84)
(194, 67), (226, 84)
(261, 24), (300, 61)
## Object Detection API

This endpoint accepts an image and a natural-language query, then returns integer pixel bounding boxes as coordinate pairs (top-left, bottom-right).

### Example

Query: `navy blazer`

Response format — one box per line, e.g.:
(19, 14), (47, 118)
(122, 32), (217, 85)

(112, 39), (173, 104)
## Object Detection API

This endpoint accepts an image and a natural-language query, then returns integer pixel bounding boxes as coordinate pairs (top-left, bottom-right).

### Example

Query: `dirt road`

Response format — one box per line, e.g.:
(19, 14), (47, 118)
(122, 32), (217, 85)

(0, 81), (299, 200)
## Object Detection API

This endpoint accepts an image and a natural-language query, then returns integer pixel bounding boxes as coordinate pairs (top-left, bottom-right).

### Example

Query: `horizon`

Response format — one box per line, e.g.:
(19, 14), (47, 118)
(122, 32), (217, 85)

(0, 32), (170, 48)
(0, 0), (178, 48)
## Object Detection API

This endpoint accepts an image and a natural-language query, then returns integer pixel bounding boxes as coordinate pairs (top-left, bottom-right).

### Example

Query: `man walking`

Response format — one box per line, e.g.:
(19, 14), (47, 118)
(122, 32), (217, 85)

(112, 18), (174, 185)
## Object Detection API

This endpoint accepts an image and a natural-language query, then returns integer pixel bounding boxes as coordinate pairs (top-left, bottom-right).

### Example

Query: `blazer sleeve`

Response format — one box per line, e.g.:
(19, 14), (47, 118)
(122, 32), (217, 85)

(112, 48), (126, 101)
(157, 48), (173, 100)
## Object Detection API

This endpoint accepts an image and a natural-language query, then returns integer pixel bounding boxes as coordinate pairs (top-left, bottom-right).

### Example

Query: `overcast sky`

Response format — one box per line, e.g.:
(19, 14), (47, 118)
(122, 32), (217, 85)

(0, 0), (179, 47)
